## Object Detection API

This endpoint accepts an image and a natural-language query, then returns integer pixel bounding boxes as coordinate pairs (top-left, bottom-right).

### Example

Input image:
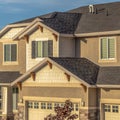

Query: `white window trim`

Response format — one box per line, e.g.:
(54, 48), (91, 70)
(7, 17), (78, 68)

(3, 42), (18, 65)
(99, 37), (117, 62)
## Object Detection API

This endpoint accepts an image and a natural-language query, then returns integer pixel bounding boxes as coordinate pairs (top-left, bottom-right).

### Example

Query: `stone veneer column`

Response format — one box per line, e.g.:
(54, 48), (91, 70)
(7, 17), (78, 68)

(14, 103), (24, 120)
(79, 108), (98, 120)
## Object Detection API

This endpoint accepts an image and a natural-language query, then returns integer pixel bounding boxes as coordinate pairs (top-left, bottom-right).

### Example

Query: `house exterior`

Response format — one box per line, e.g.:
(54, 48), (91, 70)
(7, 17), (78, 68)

(0, 1), (120, 120)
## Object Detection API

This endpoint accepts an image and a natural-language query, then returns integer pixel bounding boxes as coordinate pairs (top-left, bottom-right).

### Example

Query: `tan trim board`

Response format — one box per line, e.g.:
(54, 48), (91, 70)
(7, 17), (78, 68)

(100, 99), (120, 104)
(97, 85), (120, 88)
(23, 96), (81, 103)
(0, 83), (10, 86)
(75, 30), (120, 37)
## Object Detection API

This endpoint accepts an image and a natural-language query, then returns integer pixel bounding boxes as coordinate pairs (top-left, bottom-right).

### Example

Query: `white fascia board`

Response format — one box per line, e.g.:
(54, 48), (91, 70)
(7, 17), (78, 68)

(18, 21), (60, 39)
(13, 18), (42, 40)
(97, 85), (120, 88)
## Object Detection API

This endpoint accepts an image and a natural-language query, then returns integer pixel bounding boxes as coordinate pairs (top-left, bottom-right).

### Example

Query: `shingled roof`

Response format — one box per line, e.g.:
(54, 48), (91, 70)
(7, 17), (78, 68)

(97, 67), (120, 85)
(50, 57), (99, 85)
(41, 12), (81, 34)
(9, 2), (120, 34)
(0, 71), (22, 83)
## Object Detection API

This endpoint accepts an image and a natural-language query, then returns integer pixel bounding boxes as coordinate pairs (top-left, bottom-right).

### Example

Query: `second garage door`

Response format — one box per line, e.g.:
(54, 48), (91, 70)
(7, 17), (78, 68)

(104, 104), (120, 120)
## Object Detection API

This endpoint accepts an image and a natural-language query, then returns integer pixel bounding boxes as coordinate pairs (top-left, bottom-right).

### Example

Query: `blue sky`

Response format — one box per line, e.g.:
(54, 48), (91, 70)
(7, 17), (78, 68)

(0, 0), (119, 29)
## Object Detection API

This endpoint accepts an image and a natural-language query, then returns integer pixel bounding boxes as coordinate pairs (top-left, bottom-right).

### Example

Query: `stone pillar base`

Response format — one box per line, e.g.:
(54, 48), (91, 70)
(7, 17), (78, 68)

(80, 108), (99, 120)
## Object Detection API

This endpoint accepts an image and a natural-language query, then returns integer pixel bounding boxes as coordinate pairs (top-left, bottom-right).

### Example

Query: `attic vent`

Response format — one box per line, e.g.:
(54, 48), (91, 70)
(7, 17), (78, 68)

(89, 5), (94, 13)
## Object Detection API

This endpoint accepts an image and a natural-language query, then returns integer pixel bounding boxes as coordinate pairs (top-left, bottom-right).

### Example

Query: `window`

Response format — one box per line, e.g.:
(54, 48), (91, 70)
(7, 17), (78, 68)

(100, 37), (115, 60)
(28, 102), (33, 108)
(34, 102), (39, 109)
(32, 40), (53, 58)
(47, 103), (52, 110)
(41, 102), (46, 109)
(4, 44), (17, 62)
(104, 105), (111, 112)
(112, 105), (119, 113)
(12, 87), (18, 110)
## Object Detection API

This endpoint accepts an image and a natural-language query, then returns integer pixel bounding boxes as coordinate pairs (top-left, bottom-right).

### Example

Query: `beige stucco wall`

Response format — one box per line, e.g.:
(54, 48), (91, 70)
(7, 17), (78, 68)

(0, 39), (26, 74)
(79, 35), (120, 66)
(26, 28), (58, 70)
(88, 88), (98, 107)
(59, 37), (75, 57)
(101, 88), (120, 99)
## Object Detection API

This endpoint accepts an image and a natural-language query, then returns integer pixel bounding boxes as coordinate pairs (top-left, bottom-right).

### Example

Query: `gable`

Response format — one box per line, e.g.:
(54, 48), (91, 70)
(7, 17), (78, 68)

(1, 27), (25, 39)
(23, 64), (81, 87)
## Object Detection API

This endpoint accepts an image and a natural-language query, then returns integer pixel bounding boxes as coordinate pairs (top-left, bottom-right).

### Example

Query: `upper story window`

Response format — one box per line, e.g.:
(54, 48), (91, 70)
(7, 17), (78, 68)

(100, 37), (116, 60)
(4, 44), (17, 62)
(32, 40), (53, 59)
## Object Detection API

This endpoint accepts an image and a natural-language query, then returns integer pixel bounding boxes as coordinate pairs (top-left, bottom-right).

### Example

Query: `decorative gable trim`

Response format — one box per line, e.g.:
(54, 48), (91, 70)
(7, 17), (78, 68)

(30, 72), (36, 81)
(17, 82), (22, 91)
(11, 58), (92, 87)
(52, 33), (58, 41)
(47, 61), (52, 69)
(24, 35), (29, 43)
(81, 83), (87, 92)
(64, 72), (71, 82)
(38, 25), (43, 33)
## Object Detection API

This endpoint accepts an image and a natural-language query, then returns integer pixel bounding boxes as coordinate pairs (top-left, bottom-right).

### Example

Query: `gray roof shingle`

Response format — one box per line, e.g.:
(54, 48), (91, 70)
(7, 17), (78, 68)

(50, 57), (99, 85)
(0, 71), (22, 83)
(97, 67), (120, 85)
(10, 2), (120, 34)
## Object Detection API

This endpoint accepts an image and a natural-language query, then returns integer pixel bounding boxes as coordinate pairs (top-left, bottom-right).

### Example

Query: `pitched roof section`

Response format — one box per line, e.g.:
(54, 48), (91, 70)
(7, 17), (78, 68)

(41, 12), (81, 34)
(0, 71), (22, 83)
(11, 12), (81, 34)
(69, 2), (120, 34)
(50, 57), (99, 85)
(97, 67), (120, 85)
(11, 57), (99, 86)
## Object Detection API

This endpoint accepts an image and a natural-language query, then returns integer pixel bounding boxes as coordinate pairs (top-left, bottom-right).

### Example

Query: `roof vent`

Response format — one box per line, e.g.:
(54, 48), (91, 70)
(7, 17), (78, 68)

(89, 5), (94, 13)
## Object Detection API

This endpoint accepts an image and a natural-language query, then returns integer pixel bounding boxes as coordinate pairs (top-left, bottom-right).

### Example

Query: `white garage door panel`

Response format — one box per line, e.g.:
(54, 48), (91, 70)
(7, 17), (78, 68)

(28, 109), (50, 120)
(28, 101), (80, 120)
(105, 104), (120, 120)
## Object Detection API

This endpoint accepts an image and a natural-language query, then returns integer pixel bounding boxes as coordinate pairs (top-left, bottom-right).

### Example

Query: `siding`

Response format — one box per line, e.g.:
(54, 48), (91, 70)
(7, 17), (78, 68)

(26, 28), (58, 70)
(1, 28), (24, 39)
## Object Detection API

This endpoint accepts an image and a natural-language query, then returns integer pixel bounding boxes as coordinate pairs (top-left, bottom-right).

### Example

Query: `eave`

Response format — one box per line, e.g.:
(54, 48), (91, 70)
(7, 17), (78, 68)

(11, 57), (95, 88)
(97, 84), (120, 88)
(75, 30), (120, 38)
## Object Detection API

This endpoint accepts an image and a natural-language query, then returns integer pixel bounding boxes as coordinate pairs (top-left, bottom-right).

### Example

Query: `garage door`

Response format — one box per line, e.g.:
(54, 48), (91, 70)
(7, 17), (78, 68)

(28, 101), (79, 120)
(104, 104), (120, 120)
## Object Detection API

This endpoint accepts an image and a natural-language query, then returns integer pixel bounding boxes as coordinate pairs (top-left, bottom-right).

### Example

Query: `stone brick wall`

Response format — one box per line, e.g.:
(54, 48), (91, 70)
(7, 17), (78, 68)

(80, 108), (99, 120)
(14, 104), (24, 120)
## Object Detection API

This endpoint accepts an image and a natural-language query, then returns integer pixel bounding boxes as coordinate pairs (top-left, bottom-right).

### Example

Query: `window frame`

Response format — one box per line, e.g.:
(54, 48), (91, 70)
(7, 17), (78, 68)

(99, 37), (116, 61)
(34, 39), (49, 59)
(3, 42), (18, 64)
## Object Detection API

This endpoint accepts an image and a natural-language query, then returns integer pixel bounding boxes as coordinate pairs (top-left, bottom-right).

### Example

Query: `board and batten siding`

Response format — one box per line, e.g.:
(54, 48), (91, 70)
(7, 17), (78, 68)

(26, 28), (58, 70)
(1, 27), (25, 39)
